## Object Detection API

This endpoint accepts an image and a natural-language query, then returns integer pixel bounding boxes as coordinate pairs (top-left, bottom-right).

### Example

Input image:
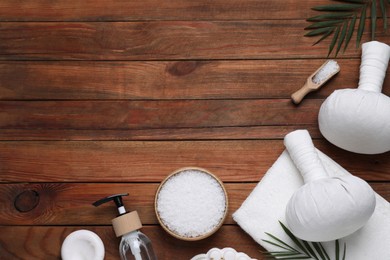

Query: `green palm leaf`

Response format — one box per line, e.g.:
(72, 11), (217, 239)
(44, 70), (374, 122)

(356, 4), (367, 47)
(312, 3), (363, 11)
(263, 233), (299, 252)
(279, 221), (309, 255)
(336, 21), (348, 55)
(270, 256), (311, 260)
(328, 25), (340, 56)
(318, 243), (331, 260)
(342, 243), (347, 260)
(264, 251), (303, 258)
(311, 242), (328, 260)
(305, 20), (344, 29)
(306, 0), (389, 56)
(371, 0), (377, 39)
(307, 13), (353, 22)
(313, 28), (334, 45)
(344, 14), (357, 51)
(263, 221), (347, 260)
(305, 27), (335, 36)
(379, 0), (387, 30)
(302, 240), (319, 260)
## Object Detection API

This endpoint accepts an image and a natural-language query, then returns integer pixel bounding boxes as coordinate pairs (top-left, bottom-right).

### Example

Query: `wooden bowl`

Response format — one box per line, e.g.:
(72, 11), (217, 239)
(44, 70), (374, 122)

(155, 167), (229, 241)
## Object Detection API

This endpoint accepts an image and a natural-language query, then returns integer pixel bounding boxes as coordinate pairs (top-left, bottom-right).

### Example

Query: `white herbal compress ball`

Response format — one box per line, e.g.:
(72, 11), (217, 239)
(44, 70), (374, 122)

(284, 130), (376, 242)
(319, 41), (390, 154)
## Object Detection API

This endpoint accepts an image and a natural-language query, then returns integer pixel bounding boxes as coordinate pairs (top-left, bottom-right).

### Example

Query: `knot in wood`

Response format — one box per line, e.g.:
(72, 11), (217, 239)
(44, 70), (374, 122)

(14, 190), (40, 212)
(167, 61), (198, 76)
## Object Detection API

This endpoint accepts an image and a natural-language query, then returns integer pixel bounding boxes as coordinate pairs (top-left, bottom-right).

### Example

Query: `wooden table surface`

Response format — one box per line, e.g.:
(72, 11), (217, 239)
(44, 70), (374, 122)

(1, 1), (389, 259)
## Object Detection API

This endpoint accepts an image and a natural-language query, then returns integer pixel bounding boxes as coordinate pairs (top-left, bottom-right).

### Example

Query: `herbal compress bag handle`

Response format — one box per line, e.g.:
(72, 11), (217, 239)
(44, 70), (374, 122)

(284, 130), (376, 242)
(319, 41), (390, 154)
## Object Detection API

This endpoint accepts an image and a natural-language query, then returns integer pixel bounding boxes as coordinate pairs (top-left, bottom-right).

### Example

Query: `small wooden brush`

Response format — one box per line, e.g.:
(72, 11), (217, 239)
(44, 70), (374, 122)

(291, 60), (340, 104)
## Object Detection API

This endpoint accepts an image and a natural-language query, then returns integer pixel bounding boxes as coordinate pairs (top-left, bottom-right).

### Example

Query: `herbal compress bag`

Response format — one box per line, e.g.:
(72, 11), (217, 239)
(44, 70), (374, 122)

(284, 130), (376, 242)
(319, 41), (390, 154)
(233, 145), (390, 259)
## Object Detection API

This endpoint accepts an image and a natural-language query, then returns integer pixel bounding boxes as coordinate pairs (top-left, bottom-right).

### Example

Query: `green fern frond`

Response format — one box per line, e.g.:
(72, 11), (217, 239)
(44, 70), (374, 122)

(305, 0), (389, 56)
(262, 221), (347, 260)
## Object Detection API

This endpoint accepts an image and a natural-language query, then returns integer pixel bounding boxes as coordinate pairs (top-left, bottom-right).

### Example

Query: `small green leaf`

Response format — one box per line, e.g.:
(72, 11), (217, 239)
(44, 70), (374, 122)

(262, 221), (347, 260)
(265, 251), (302, 257)
(379, 0), (387, 30)
(356, 4), (367, 48)
(319, 243), (331, 260)
(312, 3), (363, 11)
(272, 256), (311, 260)
(335, 240), (340, 260)
(371, 0), (377, 40)
(305, 20), (344, 29)
(263, 234), (299, 252)
(342, 243), (347, 260)
(328, 25), (340, 56)
(336, 20), (348, 55)
(302, 240), (319, 260)
(344, 15), (357, 52)
(279, 221), (310, 255)
(263, 250), (300, 255)
(312, 242), (327, 260)
(262, 239), (296, 252)
(307, 12), (353, 22)
(305, 27), (334, 36)
(313, 28), (334, 45)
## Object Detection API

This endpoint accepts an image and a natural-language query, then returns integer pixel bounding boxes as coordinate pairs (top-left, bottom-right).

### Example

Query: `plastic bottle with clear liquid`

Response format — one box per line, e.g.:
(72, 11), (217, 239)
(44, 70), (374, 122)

(93, 193), (158, 260)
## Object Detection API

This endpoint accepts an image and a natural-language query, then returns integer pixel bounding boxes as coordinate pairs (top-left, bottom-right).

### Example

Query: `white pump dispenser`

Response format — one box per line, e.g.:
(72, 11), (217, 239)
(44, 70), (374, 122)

(93, 193), (157, 260)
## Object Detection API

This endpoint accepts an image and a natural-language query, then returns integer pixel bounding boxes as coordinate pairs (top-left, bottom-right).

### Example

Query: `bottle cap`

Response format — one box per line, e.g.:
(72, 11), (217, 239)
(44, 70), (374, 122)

(93, 193), (143, 237)
(112, 211), (143, 237)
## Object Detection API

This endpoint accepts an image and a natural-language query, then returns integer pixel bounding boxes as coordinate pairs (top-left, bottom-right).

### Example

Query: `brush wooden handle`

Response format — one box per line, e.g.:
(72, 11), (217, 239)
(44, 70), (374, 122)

(291, 82), (313, 104)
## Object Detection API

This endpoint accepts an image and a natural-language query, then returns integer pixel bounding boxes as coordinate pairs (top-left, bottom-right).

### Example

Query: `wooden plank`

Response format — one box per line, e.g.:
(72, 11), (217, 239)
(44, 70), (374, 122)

(0, 182), (388, 226)
(0, 21), (383, 61)
(0, 225), (265, 260)
(0, 99), (320, 129)
(0, 0), (339, 21)
(0, 125), (322, 141)
(0, 140), (389, 182)
(2, 59), (384, 100)
(2, 60), (389, 101)
(0, 183), (249, 225)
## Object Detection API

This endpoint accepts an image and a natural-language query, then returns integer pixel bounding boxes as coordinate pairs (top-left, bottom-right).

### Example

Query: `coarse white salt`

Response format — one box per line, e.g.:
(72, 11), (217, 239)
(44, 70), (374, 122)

(156, 169), (227, 239)
(312, 60), (340, 84)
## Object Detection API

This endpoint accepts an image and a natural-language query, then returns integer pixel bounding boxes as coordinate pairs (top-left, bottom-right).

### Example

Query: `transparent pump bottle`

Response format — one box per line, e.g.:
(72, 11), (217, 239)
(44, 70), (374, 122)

(93, 193), (157, 260)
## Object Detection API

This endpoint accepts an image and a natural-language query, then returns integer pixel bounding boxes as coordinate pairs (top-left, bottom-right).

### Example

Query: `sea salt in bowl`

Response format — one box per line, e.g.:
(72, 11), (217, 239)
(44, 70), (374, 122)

(155, 167), (228, 241)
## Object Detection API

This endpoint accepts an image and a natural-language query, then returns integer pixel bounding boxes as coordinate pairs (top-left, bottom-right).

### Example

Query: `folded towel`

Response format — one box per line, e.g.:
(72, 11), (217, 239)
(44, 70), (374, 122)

(233, 149), (390, 260)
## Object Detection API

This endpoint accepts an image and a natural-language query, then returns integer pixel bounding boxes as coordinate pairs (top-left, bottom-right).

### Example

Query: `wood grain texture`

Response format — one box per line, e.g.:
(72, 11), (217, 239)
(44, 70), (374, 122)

(1, 0), (389, 258)
(1, 59), (384, 100)
(0, 183), (250, 225)
(0, 225), (265, 260)
(0, 125), (322, 141)
(0, 21), (384, 61)
(0, 140), (389, 183)
(0, 182), (388, 226)
(0, 0), (337, 21)
(0, 99), (320, 129)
